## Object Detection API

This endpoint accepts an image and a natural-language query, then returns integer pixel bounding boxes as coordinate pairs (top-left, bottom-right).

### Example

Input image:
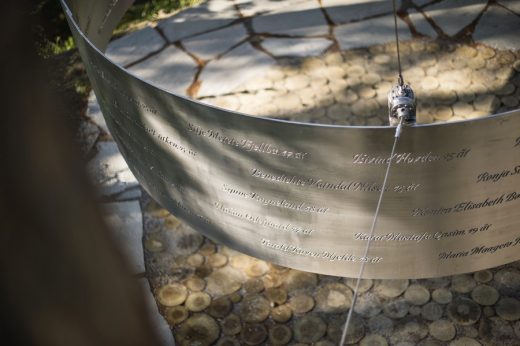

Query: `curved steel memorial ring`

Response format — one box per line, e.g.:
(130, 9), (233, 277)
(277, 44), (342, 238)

(62, 0), (520, 279)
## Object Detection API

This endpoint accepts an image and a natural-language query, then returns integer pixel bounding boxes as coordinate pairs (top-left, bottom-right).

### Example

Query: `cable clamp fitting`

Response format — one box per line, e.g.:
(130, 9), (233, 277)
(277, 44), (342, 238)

(388, 82), (416, 128)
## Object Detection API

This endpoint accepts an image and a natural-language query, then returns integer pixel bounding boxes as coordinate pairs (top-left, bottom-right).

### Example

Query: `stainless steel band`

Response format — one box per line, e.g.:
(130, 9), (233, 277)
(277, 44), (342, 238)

(62, 0), (520, 279)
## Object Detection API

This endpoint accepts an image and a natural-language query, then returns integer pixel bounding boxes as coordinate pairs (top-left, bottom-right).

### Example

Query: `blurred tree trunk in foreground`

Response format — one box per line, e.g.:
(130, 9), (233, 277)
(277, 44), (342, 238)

(0, 2), (163, 345)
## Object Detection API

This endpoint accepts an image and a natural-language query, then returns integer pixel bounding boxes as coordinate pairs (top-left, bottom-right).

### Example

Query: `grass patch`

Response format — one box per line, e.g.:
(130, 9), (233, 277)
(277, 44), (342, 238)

(117, 0), (200, 34)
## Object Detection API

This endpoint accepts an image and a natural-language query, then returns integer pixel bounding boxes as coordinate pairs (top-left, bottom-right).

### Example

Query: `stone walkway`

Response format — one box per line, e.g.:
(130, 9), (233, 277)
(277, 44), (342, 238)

(77, 0), (520, 345)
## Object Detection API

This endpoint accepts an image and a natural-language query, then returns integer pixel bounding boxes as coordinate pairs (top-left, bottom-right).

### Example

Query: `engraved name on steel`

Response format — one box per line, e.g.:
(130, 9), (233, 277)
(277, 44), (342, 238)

(62, 0), (520, 279)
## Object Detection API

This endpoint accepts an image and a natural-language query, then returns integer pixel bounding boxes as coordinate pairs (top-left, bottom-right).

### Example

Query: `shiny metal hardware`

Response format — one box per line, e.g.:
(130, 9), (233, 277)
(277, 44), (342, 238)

(388, 82), (416, 127)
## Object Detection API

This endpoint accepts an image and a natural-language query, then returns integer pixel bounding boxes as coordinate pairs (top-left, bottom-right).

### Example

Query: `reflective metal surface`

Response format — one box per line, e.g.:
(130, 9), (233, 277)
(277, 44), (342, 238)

(388, 83), (416, 126)
(62, 0), (520, 279)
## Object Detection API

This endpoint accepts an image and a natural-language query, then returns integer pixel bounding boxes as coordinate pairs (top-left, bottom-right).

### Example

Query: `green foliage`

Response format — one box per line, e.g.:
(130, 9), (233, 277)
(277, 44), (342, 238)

(115, 0), (200, 35)
(121, 0), (200, 25)
(33, 0), (200, 56)
(37, 35), (76, 58)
